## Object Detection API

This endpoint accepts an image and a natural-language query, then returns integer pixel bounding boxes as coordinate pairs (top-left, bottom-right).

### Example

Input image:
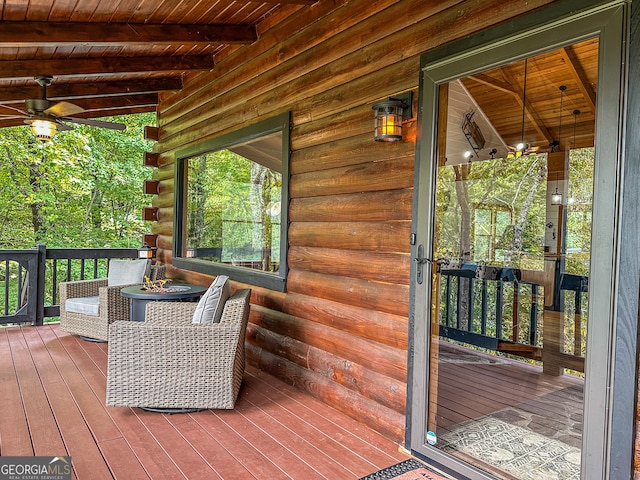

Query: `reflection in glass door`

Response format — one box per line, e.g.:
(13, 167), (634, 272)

(424, 41), (597, 479)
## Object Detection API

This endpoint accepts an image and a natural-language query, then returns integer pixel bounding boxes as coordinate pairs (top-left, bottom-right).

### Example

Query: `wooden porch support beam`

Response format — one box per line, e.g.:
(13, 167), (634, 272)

(541, 151), (568, 376)
(0, 55), (213, 80)
(0, 22), (257, 46)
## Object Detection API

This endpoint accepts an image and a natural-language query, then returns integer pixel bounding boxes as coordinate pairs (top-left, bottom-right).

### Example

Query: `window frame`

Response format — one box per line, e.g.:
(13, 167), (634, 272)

(173, 112), (291, 292)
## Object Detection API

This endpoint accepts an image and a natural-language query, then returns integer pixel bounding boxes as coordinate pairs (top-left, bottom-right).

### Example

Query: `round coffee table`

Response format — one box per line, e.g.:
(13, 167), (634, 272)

(120, 283), (207, 322)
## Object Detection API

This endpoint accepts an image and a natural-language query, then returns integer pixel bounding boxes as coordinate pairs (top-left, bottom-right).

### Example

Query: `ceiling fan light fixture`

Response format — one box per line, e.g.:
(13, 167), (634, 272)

(29, 118), (57, 142)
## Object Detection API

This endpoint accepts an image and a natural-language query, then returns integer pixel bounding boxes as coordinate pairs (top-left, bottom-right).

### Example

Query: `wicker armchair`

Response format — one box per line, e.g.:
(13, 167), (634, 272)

(60, 262), (166, 342)
(105, 288), (251, 411)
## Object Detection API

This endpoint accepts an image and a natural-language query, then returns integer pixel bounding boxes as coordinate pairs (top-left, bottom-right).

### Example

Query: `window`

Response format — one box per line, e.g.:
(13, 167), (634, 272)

(173, 113), (290, 291)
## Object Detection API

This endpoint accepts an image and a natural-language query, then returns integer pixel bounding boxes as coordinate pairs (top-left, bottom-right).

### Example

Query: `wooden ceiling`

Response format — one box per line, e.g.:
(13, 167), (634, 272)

(0, 1), (599, 150)
(449, 37), (599, 164)
(0, 0), (317, 130)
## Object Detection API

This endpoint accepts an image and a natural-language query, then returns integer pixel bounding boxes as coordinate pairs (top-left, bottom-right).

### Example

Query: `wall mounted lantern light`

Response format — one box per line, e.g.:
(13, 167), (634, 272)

(28, 118), (57, 142)
(461, 111), (486, 161)
(372, 92), (413, 142)
(138, 245), (157, 259)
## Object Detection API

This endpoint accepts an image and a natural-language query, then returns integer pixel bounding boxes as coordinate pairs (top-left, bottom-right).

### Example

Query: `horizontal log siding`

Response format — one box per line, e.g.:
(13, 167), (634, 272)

(154, 0), (557, 443)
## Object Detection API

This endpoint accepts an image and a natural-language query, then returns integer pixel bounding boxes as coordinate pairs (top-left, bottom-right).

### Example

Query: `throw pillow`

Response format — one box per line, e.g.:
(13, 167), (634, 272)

(107, 259), (150, 287)
(192, 275), (230, 324)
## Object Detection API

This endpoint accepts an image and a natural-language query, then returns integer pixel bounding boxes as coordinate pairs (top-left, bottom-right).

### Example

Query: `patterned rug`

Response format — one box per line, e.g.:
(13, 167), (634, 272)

(359, 459), (451, 480)
(439, 416), (581, 480)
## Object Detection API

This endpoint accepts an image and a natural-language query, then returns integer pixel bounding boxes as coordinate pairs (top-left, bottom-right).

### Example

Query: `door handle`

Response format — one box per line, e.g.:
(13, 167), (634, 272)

(415, 244), (428, 284)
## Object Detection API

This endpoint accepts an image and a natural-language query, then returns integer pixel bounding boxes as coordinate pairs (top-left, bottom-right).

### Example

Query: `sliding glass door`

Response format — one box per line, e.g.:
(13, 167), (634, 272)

(409, 2), (628, 478)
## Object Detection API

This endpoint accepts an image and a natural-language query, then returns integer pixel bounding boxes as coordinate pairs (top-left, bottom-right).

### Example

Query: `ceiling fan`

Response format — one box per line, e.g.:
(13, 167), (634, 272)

(2, 75), (126, 142)
(506, 142), (539, 159)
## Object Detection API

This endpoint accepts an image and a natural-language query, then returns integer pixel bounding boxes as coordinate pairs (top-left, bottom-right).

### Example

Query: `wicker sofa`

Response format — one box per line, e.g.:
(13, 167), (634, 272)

(105, 288), (251, 411)
(59, 261), (165, 342)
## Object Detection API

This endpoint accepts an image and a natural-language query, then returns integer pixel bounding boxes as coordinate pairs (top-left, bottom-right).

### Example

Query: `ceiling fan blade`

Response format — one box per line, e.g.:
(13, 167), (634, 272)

(54, 120), (73, 132)
(45, 101), (84, 118)
(61, 117), (126, 131)
(0, 104), (29, 116)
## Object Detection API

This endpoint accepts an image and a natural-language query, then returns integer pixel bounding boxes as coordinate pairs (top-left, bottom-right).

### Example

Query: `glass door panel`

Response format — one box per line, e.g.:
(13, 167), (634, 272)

(424, 41), (597, 479)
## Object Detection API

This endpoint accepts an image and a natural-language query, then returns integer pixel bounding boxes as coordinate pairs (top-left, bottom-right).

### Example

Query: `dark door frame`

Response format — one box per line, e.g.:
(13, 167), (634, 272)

(406, 1), (637, 478)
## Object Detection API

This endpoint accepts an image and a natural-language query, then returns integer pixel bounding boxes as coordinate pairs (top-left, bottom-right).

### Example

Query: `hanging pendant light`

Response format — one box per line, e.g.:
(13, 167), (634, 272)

(549, 85), (566, 152)
(572, 109), (581, 149)
(507, 58), (533, 158)
(551, 172), (563, 205)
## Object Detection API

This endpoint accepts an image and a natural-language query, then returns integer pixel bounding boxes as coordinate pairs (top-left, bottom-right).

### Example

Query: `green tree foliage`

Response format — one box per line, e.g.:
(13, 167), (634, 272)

(0, 113), (155, 248)
(187, 149), (281, 270)
(565, 148), (594, 276)
(436, 155), (548, 270)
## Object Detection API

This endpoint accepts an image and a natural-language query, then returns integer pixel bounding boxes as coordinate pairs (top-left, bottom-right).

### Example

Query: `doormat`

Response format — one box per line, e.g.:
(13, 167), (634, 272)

(438, 416), (580, 479)
(359, 459), (450, 480)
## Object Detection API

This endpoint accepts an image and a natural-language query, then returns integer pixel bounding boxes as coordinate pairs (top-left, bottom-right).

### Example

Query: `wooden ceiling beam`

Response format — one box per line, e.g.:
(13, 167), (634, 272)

(559, 46), (596, 114)
(0, 22), (257, 46)
(473, 66), (554, 146)
(66, 93), (158, 112)
(64, 105), (157, 118)
(0, 93), (158, 116)
(466, 73), (516, 95)
(0, 77), (182, 103)
(0, 55), (213, 79)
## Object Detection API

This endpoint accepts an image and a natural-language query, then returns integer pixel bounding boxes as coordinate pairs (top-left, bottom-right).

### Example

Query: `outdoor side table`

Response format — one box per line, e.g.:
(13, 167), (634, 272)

(120, 284), (207, 322)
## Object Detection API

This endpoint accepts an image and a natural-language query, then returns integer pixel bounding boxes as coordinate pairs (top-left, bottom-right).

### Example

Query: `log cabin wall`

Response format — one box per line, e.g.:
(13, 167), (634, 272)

(151, 0), (558, 443)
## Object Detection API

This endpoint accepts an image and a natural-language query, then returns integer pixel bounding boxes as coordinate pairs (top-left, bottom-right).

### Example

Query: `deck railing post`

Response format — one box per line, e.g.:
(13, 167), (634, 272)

(35, 244), (46, 326)
(495, 281), (503, 340)
(530, 284), (539, 345)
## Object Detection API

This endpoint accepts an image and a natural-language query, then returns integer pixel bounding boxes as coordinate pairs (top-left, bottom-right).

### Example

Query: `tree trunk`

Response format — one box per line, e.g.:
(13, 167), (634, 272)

(453, 164), (472, 260)
(28, 160), (45, 242)
(453, 164), (472, 329)
(512, 158), (547, 250)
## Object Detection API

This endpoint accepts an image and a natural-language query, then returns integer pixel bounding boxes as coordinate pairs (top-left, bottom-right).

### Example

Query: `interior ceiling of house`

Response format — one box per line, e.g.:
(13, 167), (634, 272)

(0, 0), (318, 130)
(0, 2), (598, 148)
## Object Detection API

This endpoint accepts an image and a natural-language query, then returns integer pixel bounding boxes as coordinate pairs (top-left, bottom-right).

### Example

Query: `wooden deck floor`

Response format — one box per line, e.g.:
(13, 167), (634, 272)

(0, 324), (409, 480)
(434, 341), (584, 448)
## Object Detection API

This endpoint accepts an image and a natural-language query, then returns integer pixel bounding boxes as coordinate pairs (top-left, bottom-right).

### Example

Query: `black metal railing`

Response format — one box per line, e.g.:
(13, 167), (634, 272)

(438, 262), (588, 369)
(438, 265), (542, 351)
(0, 245), (141, 325)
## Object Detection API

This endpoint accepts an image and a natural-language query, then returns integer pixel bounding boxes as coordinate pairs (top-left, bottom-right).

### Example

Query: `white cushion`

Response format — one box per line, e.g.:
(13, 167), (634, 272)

(107, 259), (150, 287)
(192, 275), (230, 324)
(65, 296), (100, 316)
